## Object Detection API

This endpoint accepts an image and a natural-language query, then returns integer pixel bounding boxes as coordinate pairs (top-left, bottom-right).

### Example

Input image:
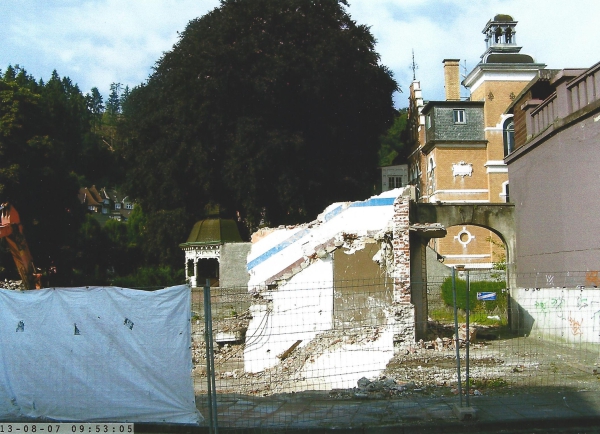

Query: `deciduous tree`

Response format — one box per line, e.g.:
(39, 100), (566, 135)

(121, 0), (398, 235)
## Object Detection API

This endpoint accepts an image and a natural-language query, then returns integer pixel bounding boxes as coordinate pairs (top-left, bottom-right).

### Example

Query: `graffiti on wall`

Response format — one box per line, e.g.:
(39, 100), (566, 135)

(526, 287), (600, 341)
(568, 314), (583, 336)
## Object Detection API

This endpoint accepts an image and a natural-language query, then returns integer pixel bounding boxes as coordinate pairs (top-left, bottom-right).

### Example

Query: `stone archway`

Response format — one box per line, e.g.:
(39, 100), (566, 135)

(409, 202), (515, 339)
(411, 203), (515, 281)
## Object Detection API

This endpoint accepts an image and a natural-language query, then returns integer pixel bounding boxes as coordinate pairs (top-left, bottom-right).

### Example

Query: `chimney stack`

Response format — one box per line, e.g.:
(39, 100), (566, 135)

(443, 59), (461, 101)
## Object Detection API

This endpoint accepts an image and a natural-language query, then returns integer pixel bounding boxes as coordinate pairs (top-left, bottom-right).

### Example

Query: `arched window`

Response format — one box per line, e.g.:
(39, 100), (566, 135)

(428, 157), (436, 196)
(503, 118), (514, 157)
(501, 181), (510, 203)
(494, 27), (502, 43)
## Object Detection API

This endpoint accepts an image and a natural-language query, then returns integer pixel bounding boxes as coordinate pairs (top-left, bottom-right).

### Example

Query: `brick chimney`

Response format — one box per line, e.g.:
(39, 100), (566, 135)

(443, 59), (461, 101)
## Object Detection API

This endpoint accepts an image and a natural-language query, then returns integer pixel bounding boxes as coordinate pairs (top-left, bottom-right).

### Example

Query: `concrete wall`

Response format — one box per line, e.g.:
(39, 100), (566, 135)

(244, 258), (334, 373)
(243, 189), (414, 374)
(507, 67), (600, 285)
(511, 287), (600, 344)
(220, 242), (252, 288)
(333, 243), (393, 329)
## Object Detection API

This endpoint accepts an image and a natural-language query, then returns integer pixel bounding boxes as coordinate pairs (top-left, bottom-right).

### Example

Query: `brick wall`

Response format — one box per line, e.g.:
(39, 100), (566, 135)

(392, 194), (415, 347)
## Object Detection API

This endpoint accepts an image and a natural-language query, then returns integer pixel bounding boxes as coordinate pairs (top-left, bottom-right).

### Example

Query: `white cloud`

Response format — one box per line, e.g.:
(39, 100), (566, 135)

(1, 0), (598, 105)
(1, 0), (220, 95)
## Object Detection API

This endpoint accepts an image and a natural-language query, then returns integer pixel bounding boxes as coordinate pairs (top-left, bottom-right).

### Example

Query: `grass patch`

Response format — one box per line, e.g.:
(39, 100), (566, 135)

(467, 377), (508, 389)
(429, 306), (508, 326)
(440, 277), (507, 313)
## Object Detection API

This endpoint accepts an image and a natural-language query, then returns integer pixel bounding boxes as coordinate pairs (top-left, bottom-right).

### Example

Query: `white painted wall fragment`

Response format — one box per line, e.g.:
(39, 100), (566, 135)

(244, 188), (412, 375)
(244, 258), (334, 373)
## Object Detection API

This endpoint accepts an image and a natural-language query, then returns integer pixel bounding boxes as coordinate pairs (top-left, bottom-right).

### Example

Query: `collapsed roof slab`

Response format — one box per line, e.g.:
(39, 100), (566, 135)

(247, 188), (409, 289)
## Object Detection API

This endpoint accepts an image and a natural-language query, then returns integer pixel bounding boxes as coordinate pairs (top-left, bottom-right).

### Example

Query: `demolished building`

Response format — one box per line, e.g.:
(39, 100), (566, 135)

(243, 187), (437, 387)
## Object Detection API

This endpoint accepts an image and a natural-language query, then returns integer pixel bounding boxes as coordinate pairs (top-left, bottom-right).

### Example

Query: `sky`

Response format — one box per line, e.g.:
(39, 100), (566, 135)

(1, 0), (598, 108)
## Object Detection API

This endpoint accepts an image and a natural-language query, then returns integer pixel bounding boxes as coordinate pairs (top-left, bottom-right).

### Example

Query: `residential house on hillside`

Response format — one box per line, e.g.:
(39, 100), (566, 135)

(380, 164), (408, 192)
(78, 186), (135, 225)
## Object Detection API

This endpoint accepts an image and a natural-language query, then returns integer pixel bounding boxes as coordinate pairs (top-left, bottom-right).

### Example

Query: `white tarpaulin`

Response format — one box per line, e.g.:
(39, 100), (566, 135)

(0, 285), (201, 424)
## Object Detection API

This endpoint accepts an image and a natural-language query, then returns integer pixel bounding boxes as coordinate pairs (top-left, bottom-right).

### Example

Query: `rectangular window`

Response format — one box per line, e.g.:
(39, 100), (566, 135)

(453, 109), (466, 124)
(115, 203), (121, 210)
(426, 114), (432, 129)
(388, 177), (402, 189)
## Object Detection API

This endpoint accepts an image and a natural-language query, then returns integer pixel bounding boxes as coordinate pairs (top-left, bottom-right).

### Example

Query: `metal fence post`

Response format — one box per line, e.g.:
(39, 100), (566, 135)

(465, 269), (470, 408)
(452, 266), (463, 407)
(204, 278), (219, 434)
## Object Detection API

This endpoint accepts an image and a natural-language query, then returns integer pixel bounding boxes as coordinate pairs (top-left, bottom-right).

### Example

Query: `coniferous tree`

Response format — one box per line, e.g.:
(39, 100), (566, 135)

(87, 87), (104, 132)
(0, 66), (125, 283)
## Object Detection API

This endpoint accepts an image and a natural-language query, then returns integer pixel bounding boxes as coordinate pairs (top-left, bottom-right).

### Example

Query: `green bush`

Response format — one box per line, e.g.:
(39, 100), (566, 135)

(111, 266), (185, 289)
(440, 277), (506, 312)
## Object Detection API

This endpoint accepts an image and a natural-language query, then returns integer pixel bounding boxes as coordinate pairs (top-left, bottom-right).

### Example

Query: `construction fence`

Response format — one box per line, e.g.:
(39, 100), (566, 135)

(192, 272), (600, 429)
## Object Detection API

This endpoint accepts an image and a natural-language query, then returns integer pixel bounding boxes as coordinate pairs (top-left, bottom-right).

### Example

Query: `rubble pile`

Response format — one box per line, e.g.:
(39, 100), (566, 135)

(0, 279), (24, 290)
(191, 313), (251, 376)
(329, 376), (419, 400)
(191, 315), (515, 398)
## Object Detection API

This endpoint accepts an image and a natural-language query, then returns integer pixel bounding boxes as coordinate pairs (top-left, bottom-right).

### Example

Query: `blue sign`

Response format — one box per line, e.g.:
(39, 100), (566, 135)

(477, 292), (497, 301)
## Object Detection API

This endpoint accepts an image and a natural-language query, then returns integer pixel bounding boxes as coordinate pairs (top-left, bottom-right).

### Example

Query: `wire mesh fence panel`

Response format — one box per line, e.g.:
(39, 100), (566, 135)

(192, 275), (600, 429)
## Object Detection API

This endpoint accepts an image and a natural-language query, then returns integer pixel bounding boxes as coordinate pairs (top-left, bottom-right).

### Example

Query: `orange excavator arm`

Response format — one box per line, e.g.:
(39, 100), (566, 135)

(0, 203), (41, 289)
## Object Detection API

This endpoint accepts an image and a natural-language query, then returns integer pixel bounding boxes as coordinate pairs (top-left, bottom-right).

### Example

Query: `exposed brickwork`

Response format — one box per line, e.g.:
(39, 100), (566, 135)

(392, 195), (411, 302)
(391, 194), (415, 348)
(443, 59), (461, 101)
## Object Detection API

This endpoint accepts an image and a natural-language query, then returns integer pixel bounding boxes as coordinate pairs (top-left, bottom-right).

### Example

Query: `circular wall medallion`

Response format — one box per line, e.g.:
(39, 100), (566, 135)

(455, 226), (475, 247)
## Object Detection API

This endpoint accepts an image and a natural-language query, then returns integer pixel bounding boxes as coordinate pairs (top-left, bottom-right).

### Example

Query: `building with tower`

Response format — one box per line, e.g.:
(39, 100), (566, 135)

(407, 14), (545, 270)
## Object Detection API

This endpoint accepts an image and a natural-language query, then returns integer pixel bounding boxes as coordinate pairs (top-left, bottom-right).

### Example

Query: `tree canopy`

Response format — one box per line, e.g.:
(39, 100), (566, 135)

(121, 0), (398, 230)
(0, 66), (127, 284)
(378, 108), (409, 167)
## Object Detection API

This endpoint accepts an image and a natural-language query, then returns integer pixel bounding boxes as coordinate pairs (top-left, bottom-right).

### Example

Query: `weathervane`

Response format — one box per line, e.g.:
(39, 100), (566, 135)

(410, 49), (419, 81)
(461, 59), (469, 92)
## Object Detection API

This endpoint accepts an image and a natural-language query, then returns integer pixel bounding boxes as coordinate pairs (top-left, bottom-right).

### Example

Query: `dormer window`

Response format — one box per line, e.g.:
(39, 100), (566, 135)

(453, 109), (466, 124)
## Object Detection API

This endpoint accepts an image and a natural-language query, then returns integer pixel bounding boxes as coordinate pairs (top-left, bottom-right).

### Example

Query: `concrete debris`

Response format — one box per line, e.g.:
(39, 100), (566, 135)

(409, 223), (447, 239)
(0, 279), (24, 290)
(191, 317), (514, 398)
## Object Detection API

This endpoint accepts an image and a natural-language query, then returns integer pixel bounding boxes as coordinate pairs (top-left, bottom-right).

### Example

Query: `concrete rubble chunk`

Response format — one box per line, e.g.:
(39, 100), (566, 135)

(357, 377), (371, 388)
